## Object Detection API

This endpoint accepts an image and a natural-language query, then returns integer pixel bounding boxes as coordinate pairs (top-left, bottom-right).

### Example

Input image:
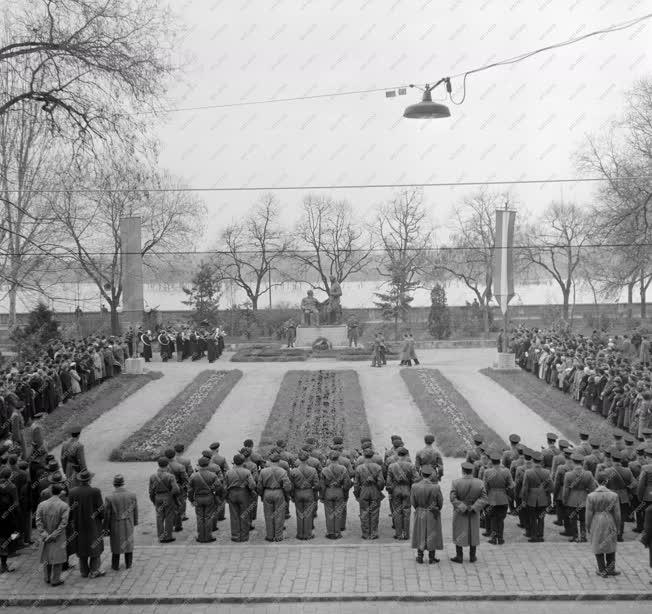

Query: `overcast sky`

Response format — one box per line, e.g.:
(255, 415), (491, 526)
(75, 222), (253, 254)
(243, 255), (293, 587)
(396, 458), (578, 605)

(153, 0), (652, 249)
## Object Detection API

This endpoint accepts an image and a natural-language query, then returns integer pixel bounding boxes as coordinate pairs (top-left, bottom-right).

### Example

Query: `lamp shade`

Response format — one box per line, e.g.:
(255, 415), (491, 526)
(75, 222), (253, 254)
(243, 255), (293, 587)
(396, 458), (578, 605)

(403, 87), (450, 119)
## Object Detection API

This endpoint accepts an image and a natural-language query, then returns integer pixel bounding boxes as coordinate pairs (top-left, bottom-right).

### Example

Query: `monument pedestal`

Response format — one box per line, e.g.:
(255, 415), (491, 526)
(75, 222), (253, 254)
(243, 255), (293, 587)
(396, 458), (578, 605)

(493, 352), (517, 370)
(125, 357), (146, 375)
(295, 325), (348, 348)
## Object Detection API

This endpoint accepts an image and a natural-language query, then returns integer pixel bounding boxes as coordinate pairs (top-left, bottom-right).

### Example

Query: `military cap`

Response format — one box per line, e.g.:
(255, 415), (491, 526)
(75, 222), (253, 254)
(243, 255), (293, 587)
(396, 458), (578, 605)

(420, 464), (435, 476)
(509, 434), (521, 444)
(624, 435), (635, 444)
(589, 437), (601, 447)
(361, 441), (372, 450)
(424, 434), (435, 444)
(275, 439), (286, 447)
(233, 454), (245, 465)
(243, 439), (254, 447)
(558, 439), (570, 449)
(360, 437), (372, 444)
(209, 442), (220, 450)
(579, 431), (589, 438)
(490, 451), (502, 462)
(201, 450), (212, 459)
(33, 412), (45, 420)
(174, 443), (185, 453)
(562, 447), (573, 456)
(69, 424), (82, 435)
(642, 428), (652, 436)
(332, 436), (344, 445)
(363, 448), (374, 458)
(390, 435), (401, 441)
(546, 433), (558, 441)
(473, 433), (484, 444)
(570, 453), (584, 462)
(164, 448), (175, 458)
(329, 450), (340, 461)
(157, 457), (169, 467)
(397, 447), (408, 456)
(298, 450), (309, 461)
(611, 450), (622, 460)
(532, 451), (543, 462)
(198, 457), (209, 467)
(516, 443), (525, 452)
(523, 449), (533, 459)
(47, 460), (59, 471)
(613, 433), (623, 439)
(645, 447), (652, 456)
(636, 443), (647, 453)
(268, 452), (280, 462)
(461, 462), (474, 472)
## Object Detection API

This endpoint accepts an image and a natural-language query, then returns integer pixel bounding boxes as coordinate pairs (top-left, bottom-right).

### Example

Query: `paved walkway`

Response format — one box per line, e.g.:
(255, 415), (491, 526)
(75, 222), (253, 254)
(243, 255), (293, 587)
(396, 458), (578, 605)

(2, 542), (650, 604)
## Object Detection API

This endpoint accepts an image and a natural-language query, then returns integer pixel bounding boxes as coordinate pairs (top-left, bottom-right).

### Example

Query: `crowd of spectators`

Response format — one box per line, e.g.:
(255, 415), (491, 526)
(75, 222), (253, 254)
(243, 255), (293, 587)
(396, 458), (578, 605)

(511, 326), (652, 438)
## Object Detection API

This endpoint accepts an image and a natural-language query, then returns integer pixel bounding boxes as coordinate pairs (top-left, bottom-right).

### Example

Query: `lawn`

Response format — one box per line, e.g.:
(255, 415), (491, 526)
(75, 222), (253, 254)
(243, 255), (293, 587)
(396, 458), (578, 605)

(24, 371), (163, 451)
(110, 369), (242, 461)
(480, 368), (631, 443)
(259, 369), (371, 456)
(402, 368), (506, 457)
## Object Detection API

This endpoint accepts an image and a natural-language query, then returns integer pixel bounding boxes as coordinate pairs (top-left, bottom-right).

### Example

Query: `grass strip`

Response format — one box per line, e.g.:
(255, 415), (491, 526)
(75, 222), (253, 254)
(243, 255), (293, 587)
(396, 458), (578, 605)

(110, 370), (242, 461)
(259, 369), (370, 456)
(480, 368), (631, 443)
(402, 368), (505, 457)
(23, 371), (164, 451)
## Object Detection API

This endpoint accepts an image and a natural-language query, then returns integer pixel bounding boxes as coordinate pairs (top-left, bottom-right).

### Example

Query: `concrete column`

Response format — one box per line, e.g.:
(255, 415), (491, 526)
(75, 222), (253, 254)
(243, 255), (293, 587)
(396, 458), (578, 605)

(120, 217), (144, 329)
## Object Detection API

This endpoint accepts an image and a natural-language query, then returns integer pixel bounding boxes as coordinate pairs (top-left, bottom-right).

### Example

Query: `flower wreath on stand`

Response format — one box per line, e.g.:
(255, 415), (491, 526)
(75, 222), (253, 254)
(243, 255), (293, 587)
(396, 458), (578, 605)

(312, 337), (332, 351)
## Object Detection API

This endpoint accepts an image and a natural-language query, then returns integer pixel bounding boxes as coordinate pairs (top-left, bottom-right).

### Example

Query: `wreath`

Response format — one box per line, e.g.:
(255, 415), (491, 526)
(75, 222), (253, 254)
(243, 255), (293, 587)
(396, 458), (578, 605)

(312, 337), (332, 351)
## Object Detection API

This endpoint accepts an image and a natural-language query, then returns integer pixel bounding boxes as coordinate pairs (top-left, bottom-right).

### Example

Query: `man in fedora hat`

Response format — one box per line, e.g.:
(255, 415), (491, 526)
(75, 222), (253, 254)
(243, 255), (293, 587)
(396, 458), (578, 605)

(104, 474), (138, 570)
(68, 469), (105, 578)
(60, 424), (86, 489)
(35, 483), (69, 585)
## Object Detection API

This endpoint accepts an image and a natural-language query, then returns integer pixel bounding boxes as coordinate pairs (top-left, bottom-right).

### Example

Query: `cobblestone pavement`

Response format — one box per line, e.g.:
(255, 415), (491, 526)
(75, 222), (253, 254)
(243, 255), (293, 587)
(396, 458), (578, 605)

(13, 602), (652, 614)
(1, 543), (651, 604)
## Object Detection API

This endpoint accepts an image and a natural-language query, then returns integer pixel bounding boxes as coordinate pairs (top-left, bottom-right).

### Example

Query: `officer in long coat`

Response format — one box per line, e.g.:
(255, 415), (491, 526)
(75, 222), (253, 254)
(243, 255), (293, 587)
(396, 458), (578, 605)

(410, 464), (443, 564)
(104, 474), (138, 570)
(636, 447), (652, 512)
(289, 450), (320, 539)
(597, 450), (635, 541)
(562, 453), (598, 542)
(68, 470), (105, 578)
(386, 447), (417, 540)
(148, 457), (180, 543)
(450, 461), (488, 563)
(354, 448), (385, 539)
(60, 424), (86, 488)
(224, 454), (257, 542)
(258, 452), (292, 542)
(521, 451), (553, 542)
(320, 450), (351, 539)
(188, 457), (223, 543)
(35, 483), (69, 585)
(483, 450), (514, 544)
(586, 477), (621, 577)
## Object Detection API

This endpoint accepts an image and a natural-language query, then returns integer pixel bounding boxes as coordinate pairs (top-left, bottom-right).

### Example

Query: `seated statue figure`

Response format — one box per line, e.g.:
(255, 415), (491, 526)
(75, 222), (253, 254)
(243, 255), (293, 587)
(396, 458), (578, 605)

(300, 290), (320, 326)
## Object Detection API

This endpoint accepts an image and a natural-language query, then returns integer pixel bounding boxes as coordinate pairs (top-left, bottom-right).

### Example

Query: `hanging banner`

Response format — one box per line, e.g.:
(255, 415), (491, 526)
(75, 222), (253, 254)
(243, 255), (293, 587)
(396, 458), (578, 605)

(493, 209), (516, 315)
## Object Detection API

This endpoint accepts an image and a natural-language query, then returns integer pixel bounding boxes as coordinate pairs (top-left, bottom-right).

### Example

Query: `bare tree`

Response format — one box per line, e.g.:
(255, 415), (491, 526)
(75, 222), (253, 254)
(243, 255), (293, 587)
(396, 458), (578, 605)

(219, 193), (290, 311)
(521, 201), (593, 320)
(0, 0), (177, 147)
(578, 77), (652, 317)
(429, 188), (517, 334)
(374, 188), (433, 336)
(50, 153), (205, 333)
(290, 194), (373, 295)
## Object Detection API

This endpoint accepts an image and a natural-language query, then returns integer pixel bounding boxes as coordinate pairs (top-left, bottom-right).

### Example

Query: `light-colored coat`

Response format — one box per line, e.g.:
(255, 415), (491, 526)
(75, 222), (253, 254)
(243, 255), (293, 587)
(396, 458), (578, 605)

(450, 475), (488, 547)
(411, 478), (443, 551)
(586, 485), (621, 554)
(35, 495), (70, 565)
(104, 487), (138, 554)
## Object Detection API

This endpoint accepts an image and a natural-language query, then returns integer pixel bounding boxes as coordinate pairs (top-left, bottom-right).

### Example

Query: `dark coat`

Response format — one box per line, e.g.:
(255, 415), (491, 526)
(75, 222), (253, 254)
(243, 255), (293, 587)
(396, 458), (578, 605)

(450, 475), (487, 547)
(68, 483), (105, 556)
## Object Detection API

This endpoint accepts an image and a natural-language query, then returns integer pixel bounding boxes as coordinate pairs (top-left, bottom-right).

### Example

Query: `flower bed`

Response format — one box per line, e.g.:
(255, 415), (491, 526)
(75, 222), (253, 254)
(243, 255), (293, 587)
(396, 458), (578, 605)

(110, 370), (242, 461)
(401, 368), (505, 457)
(24, 371), (164, 451)
(480, 368), (631, 442)
(231, 345), (310, 362)
(259, 370), (370, 456)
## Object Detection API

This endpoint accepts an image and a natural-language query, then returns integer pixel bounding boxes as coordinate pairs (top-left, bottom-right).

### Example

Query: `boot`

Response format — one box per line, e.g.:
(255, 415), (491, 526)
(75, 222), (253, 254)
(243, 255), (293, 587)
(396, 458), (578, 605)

(125, 553), (133, 569)
(450, 546), (463, 564)
(416, 550), (424, 564)
(111, 554), (120, 571)
(428, 551), (439, 564)
(469, 546), (477, 563)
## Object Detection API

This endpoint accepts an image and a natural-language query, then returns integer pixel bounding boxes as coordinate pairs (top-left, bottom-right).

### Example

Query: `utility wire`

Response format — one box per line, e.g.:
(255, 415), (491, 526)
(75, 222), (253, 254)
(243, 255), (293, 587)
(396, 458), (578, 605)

(5, 175), (652, 196)
(145, 13), (652, 114)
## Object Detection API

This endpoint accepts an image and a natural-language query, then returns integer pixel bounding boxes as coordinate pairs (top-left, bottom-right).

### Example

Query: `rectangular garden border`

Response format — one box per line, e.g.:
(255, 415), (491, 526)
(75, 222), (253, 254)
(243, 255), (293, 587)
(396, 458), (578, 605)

(110, 369), (242, 461)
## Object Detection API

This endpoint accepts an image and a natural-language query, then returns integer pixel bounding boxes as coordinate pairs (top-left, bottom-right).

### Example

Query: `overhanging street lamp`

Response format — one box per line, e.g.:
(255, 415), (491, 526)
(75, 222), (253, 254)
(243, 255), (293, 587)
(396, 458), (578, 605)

(403, 78), (452, 119)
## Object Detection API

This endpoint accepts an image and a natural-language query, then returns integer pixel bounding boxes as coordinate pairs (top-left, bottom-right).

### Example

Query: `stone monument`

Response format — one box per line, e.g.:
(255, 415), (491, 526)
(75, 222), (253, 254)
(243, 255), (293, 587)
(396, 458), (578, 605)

(295, 284), (348, 348)
(120, 217), (146, 374)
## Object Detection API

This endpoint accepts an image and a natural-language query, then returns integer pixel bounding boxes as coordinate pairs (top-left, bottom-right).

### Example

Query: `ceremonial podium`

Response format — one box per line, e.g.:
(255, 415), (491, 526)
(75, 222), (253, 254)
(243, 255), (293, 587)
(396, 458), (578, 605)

(295, 325), (348, 348)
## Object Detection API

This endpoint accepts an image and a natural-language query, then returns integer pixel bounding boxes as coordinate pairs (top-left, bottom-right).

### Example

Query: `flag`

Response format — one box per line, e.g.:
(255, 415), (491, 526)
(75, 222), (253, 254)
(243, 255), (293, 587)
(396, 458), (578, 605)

(494, 209), (516, 315)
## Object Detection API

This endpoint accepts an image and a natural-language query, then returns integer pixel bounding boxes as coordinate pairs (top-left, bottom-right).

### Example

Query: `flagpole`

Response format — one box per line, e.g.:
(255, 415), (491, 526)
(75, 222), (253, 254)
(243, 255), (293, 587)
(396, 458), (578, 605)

(502, 200), (509, 353)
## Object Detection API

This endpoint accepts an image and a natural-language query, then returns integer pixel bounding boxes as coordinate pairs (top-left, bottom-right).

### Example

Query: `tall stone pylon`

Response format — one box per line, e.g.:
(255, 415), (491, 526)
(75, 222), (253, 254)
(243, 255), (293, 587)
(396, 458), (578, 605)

(119, 216), (144, 331)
